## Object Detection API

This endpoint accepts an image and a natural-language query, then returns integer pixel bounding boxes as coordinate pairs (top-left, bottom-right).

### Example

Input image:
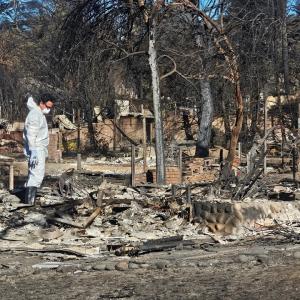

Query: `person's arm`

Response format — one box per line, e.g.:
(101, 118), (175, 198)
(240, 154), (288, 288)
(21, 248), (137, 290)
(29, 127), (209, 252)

(25, 111), (40, 151)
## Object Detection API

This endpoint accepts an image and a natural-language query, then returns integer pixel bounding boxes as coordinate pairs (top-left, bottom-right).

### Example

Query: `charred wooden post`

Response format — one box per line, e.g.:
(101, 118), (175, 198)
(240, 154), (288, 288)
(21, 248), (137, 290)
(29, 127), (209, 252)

(186, 184), (191, 203)
(292, 147), (296, 183)
(0, 155), (15, 190)
(77, 154), (81, 171)
(263, 93), (267, 174)
(77, 108), (81, 171)
(72, 108), (75, 123)
(238, 142), (242, 161)
(9, 162), (14, 190)
(113, 100), (117, 152)
(246, 153), (251, 174)
(179, 147), (183, 183)
(171, 184), (176, 200)
(142, 104), (147, 172)
(297, 103), (300, 173)
(131, 144), (136, 187)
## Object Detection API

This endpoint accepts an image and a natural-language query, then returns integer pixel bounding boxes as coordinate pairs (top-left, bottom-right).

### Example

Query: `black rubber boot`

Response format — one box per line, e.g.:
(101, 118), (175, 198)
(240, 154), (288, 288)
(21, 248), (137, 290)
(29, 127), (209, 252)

(25, 187), (37, 206)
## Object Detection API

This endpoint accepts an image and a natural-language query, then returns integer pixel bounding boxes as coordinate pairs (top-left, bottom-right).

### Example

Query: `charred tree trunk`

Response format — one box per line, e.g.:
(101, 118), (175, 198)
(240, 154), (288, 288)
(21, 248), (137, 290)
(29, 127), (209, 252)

(280, 0), (289, 97)
(279, 0), (295, 127)
(195, 79), (214, 157)
(182, 110), (193, 140)
(220, 88), (231, 145)
(149, 13), (165, 184)
(84, 95), (97, 151)
(226, 82), (243, 166)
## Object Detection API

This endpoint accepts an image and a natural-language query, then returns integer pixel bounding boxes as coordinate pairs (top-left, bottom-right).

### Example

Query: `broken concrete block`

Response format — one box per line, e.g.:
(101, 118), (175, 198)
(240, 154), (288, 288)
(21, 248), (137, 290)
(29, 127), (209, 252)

(32, 262), (61, 270)
(115, 261), (129, 271)
(294, 251), (300, 259)
(243, 247), (269, 256)
(105, 265), (115, 271)
(238, 255), (255, 263)
(81, 265), (93, 272)
(128, 262), (140, 269)
(56, 265), (79, 273)
(92, 264), (107, 271)
(24, 212), (47, 226)
(155, 260), (170, 269)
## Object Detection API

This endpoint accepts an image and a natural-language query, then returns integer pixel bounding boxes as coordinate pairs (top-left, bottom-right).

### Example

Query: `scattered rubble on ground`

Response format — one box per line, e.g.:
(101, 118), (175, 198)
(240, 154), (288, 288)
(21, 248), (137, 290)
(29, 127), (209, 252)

(0, 167), (299, 262)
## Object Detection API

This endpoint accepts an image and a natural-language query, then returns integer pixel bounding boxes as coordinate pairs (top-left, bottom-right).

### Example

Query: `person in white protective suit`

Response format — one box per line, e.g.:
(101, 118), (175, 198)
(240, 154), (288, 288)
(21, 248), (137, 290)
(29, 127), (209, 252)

(23, 93), (55, 205)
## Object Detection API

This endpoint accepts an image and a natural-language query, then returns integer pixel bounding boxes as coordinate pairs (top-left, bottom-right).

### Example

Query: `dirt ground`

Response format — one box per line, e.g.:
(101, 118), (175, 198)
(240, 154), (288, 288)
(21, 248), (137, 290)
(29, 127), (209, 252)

(0, 240), (299, 300)
(13, 158), (144, 179)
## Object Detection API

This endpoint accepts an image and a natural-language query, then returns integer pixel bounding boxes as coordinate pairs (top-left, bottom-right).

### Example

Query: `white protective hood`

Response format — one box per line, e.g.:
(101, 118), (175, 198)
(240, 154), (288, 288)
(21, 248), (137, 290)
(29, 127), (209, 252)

(26, 96), (38, 110)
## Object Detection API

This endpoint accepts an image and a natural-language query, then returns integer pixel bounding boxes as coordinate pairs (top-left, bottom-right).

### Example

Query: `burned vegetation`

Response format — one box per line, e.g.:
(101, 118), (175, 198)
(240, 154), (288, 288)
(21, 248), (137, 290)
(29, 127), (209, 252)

(0, 0), (300, 299)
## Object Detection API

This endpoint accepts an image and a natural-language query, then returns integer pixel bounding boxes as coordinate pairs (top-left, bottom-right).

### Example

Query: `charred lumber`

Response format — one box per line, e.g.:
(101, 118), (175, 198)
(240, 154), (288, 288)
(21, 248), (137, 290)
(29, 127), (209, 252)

(82, 207), (101, 228)
(232, 148), (268, 200)
(48, 207), (101, 229)
(139, 239), (195, 254)
(114, 235), (195, 256)
(49, 217), (84, 228)
(241, 168), (264, 199)
(232, 128), (277, 200)
(142, 235), (183, 245)
(1, 247), (87, 257)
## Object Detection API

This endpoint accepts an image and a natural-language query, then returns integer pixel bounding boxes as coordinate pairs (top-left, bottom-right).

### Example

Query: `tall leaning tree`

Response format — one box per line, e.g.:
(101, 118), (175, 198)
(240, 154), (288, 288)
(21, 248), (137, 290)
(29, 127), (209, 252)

(139, 0), (166, 183)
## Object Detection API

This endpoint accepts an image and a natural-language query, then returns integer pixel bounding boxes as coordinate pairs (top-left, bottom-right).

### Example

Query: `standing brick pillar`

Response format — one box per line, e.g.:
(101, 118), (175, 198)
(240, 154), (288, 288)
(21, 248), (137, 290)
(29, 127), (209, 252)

(48, 130), (62, 162)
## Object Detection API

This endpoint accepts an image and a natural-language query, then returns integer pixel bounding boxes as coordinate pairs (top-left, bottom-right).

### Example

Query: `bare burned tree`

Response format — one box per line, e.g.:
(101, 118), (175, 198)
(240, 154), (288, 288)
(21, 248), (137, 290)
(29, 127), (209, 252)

(0, 0), (68, 120)
(169, 0), (243, 174)
(56, 0), (169, 183)
(1, 0), (297, 185)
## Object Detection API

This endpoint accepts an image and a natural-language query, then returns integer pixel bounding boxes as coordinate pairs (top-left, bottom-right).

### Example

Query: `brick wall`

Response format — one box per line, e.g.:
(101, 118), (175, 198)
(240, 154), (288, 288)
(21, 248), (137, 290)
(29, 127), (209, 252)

(2, 131), (23, 143)
(135, 166), (182, 185)
(118, 116), (143, 145)
(134, 172), (147, 184)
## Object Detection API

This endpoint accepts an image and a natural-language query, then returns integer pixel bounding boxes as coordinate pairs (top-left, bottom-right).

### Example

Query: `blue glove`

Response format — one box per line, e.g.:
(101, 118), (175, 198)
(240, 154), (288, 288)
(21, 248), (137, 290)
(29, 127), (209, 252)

(30, 150), (39, 168)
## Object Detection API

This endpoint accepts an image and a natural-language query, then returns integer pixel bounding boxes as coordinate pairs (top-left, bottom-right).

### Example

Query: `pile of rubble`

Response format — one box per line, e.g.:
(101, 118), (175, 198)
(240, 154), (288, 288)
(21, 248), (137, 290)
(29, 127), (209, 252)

(183, 157), (218, 183)
(0, 173), (204, 257)
(0, 169), (300, 259)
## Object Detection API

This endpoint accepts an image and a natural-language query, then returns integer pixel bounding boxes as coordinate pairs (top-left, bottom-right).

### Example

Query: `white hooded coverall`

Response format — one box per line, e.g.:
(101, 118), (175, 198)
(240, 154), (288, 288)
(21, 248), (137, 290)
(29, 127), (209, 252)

(23, 97), (49, 187)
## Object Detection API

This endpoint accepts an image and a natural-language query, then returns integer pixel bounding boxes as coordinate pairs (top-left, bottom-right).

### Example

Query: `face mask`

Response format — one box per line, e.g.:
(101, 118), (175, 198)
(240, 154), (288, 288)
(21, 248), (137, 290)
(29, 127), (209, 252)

(42, 108), (51, 114)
